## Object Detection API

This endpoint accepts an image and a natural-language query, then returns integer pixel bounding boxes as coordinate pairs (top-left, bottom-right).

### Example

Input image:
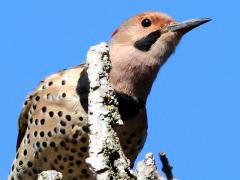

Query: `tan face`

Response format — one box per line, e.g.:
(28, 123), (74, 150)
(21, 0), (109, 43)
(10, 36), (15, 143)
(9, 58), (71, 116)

(109, 12), (181, 70)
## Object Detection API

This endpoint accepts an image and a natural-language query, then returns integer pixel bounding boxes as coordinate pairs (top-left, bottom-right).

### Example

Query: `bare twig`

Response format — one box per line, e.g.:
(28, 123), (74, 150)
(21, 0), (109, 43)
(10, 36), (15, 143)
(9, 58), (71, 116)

(160, 152), (174, 180)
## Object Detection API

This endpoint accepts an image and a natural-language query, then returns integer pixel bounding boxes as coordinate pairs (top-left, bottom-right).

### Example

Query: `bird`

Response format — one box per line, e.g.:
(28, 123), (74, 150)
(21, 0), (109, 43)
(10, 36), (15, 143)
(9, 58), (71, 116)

(9, 11), (210, 180)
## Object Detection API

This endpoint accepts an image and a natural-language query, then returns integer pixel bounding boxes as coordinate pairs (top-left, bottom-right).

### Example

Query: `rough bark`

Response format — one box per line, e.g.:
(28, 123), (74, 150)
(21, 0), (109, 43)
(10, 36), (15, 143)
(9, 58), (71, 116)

(85, 42), (133, 180)
(38, 170), (63, 180)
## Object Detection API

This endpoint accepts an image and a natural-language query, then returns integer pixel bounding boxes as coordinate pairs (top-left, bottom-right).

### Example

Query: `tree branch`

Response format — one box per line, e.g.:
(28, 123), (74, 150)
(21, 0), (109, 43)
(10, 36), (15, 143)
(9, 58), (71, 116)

(85, 42), (133, 180)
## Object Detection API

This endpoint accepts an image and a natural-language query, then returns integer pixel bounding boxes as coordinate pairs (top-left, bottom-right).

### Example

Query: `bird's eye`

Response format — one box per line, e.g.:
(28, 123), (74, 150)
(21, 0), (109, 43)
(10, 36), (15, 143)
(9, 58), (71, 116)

(141, 18), (152, 27)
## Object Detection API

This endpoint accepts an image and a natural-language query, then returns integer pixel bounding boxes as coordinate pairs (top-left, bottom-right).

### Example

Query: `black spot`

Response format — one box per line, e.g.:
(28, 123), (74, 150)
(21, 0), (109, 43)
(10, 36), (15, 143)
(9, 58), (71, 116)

(76, 68), (89, 112)
(76, 160), (81, 166)
(126, 139), (132, 144)
(63, 157), (67, 162)
(29, 118), (33, 124)
(80, 146), (87, 152)
(46, 93), (51, 99)
(79, 117), (83, 121)
(54, 127), (59, 134)
(57, 155), (62, 160)
(66, 115), (71, 121)
(82, 126), (89, 133)
(19, 160), (23, 166)
(42, 106), (47, 113)
(27, 134), (30, 139)
(50, 142), (56, 148)
(35, 96), (40, 101)
(137, 139), (142, 146)
(47, 131), (52, 137)
(23, 149), (27, 156)
(36, 142), (40, 147)
(60, 120), (66, 127)
(40, 131), (44, 137)
(34, 151), (39, 159)
(44, 158), (48, 162)
(60, 128), (66, 135)
(49, 111), (54, 117)
(24, 101), (28, 105)
(42, 141), (47, 147)
(130, 149), (135, 155)
(72, 133), (78, 139)
(60, 141), (66, 147)
(54, 159), (58, 164)
(28, 172), (32, 176)
(80, 137), (87, 143)
(58, 111), (63, 117)
(27, 161), (33, 167)
(61, 80), (66, 85)
(134, 30), (161, 51)
(69, 155), (74, 161)
(34, 119), (38, 125)
(32, 168), (38, 174)
(82, 169), (87, 174)
(48, 81), (53, 86)
(11, 165), (14, 171)
(62, 93), (66, 98)
(130, 132), (136, 138)
(32, 105), (36, 110)
(40, 119), (45, 125)
(34, 131), (38, 137)
(60, 165), (64, 170)
(68, 169), (73, 173)
(16, 153), (19, 158)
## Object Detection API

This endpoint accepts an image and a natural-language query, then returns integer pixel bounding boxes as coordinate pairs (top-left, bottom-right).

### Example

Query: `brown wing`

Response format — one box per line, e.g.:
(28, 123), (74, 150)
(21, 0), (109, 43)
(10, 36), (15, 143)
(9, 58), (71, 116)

(16, 64), (85, 151)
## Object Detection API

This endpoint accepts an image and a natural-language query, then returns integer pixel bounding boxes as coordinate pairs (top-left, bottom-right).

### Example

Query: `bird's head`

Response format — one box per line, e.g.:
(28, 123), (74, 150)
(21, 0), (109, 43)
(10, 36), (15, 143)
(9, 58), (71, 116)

(109, 12), (210, 99)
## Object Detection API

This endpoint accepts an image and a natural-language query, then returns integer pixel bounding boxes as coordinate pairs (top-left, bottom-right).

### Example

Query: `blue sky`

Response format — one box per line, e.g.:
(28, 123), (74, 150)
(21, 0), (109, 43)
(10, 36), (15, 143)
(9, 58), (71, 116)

(0, 0), (239, 179)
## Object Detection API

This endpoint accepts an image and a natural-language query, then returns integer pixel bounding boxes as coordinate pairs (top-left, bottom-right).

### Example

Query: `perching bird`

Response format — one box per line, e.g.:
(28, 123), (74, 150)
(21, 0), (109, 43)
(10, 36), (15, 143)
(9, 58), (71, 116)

(9, 12), (210, 180)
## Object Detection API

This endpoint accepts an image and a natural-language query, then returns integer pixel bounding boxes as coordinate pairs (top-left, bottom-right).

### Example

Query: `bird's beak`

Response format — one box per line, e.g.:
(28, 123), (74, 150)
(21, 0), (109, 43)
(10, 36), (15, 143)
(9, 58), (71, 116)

(167, 18), (211, 34)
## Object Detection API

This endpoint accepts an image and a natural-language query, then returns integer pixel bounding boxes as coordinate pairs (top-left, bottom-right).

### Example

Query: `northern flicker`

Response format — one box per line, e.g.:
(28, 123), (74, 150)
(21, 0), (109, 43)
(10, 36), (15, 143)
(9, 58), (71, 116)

(9, 12), (210, 180)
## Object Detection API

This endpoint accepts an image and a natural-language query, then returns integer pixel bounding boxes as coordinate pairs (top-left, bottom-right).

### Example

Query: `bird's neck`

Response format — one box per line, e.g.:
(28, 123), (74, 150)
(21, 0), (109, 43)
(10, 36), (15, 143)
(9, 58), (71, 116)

(109, 46), (161, 102)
